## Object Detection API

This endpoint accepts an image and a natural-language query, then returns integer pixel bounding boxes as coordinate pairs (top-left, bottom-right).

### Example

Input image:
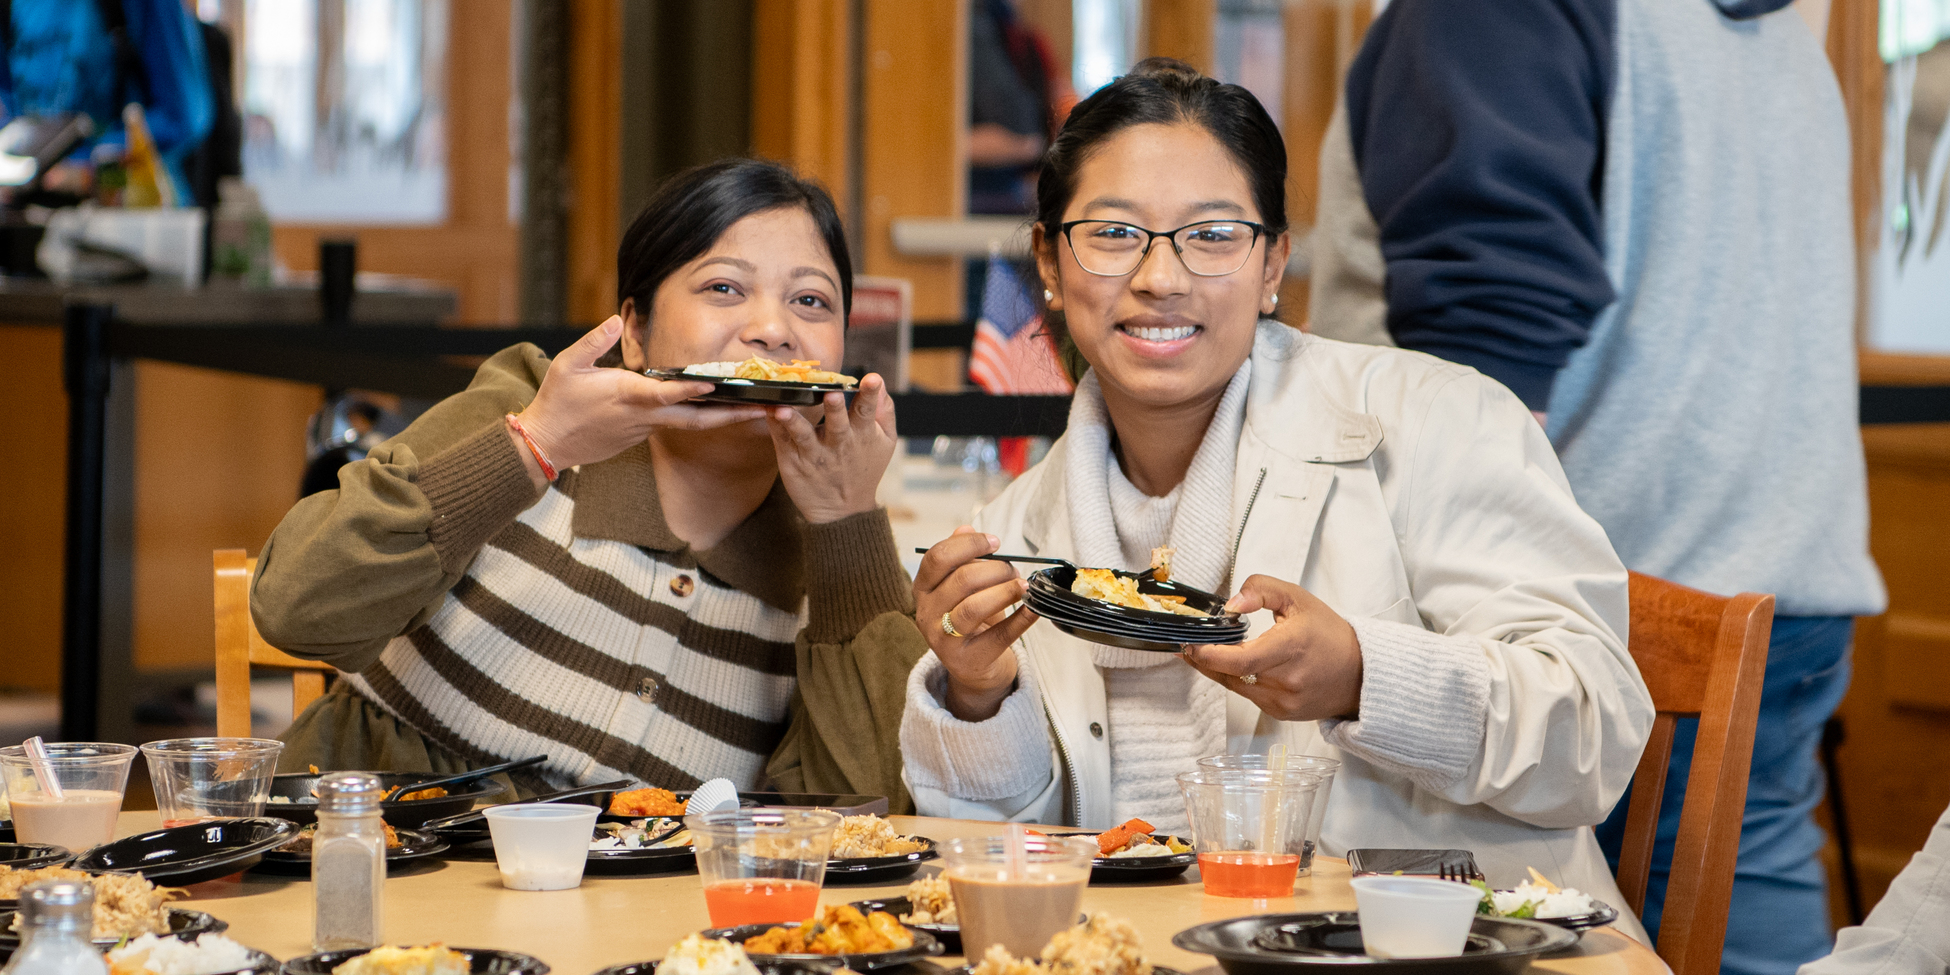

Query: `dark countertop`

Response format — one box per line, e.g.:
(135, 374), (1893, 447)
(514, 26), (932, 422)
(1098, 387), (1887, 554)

(0, 277), (456, 325)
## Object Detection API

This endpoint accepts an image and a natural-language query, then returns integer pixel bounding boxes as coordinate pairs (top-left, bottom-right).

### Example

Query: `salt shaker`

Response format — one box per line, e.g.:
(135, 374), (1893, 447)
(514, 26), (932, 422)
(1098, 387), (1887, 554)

(312, 771), (386, 951)
(1, 880), (108, 975)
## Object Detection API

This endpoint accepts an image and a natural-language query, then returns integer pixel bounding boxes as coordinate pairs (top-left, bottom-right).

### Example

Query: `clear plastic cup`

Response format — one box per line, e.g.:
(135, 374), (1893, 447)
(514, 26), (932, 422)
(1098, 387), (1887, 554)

(0, 742), (136, 853)
(686, 808), (841, 927)
(1198, 753), (1339, 874)
(483, 802), (602, 890)
(1350, 875), (1484, 958)
(1177, 766), (1319, 898)
(940, 834), (1097, 959)
(139, 737), (284, 827)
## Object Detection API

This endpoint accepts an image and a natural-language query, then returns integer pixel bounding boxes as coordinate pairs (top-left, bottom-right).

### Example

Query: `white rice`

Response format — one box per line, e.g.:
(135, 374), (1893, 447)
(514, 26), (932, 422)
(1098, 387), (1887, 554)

(1489, 882), (1594, 919)
(679, 362), (744, 379)
(106, 932), (258, 974)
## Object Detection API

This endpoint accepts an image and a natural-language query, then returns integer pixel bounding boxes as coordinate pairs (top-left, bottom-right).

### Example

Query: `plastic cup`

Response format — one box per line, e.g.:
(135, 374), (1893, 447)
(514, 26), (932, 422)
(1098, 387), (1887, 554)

(140, 737), (284, 827)
(686, 808), (841, 927)
(1350, 875), (1484, 958)
(483, 802), (602, 890)
(1177, 766), (1319, 898)
(0, 742), (136, 852)
(940, 834), (1096, 959)
(1197, 753), (1339, 874)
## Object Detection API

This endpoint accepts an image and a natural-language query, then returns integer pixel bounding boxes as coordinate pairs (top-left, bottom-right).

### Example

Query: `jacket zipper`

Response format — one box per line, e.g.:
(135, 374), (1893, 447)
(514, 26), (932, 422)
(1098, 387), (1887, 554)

(1047, 703), (1086, 826)
(1221, 467), (1270, 596)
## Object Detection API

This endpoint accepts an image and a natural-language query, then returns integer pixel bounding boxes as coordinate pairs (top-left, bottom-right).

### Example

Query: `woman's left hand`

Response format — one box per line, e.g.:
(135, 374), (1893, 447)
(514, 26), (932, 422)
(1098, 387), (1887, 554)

(1182, 574), (1365, 722)
(768, 373), (899, 523)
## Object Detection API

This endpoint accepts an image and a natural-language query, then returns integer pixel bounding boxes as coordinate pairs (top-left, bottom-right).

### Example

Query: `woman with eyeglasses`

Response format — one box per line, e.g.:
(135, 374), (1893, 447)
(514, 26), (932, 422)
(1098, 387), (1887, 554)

(906, 59), (1653, 921)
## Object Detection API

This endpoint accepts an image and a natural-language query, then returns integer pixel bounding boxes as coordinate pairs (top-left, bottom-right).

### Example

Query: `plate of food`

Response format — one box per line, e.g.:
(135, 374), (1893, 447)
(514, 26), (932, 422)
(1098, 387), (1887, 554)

(946, 912), (1167, 975)
(266, 771), (507, 828)
(646, 357), (859, 406)
(706, 904), (944, 971)
(281, 944), (551, 974)
(0, 897), (225, 954)
(823, 815), (936, 885)
(593, 932), (846, 975)
(254, 824), (449, 875)
(71, 818), (297, 886)
(586, 816), (697, 875)
(1041, 819), (1196, 883)
(1021, 550), (1245, 653)
(1472, 870), (1619, 936)
(105, 932), (281, 975)
(0, 843), (70, 872)
(1173, 912), (1578, 975)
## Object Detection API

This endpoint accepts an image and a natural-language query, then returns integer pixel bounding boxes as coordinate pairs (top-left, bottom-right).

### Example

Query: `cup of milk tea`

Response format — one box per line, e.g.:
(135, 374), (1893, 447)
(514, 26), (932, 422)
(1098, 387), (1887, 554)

(0, 742), (138, 853)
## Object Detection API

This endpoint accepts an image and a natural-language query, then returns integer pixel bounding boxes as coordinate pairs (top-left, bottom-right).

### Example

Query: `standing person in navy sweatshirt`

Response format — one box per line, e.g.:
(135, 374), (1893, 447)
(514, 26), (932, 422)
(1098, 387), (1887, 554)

(1306, 1), (1886, 973)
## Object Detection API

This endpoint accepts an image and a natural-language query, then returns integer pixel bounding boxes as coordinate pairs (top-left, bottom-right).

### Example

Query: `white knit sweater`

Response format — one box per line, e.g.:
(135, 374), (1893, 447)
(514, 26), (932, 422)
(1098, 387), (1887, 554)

(902, 365), (1251, 832)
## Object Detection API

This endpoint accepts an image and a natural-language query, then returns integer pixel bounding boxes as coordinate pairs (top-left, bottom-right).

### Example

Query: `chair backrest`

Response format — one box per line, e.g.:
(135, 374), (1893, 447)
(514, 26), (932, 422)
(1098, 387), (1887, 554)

(214, 548), (334, 738)
(1618, 571), (1774, 975)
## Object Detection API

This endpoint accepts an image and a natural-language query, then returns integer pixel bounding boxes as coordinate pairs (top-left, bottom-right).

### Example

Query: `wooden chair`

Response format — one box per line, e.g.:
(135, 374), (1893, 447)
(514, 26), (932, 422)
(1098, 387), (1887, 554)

(1617, 571), (1775, 975)
(214, 548), (335, 738)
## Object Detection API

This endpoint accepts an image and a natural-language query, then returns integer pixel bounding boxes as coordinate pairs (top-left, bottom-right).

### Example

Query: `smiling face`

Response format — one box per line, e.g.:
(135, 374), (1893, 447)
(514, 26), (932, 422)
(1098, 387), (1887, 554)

(1036, 122), (1287, 411)
(620, 206), (846, 376)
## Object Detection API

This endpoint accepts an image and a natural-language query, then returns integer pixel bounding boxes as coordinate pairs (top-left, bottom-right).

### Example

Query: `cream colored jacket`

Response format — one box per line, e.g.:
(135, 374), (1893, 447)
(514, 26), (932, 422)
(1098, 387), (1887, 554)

(902, 323), (1653, 935)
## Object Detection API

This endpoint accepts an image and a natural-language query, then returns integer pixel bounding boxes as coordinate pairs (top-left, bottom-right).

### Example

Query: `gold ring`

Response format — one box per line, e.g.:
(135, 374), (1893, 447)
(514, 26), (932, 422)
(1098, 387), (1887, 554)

(941, 612), (963, 638)
(1241, 673), (1258, 685)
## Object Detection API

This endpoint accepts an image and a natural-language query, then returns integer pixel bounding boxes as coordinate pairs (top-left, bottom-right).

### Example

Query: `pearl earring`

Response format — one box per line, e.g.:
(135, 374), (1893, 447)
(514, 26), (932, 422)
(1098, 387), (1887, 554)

(1044, 289), (1054, 302)
(1272, 294), (1280, 307)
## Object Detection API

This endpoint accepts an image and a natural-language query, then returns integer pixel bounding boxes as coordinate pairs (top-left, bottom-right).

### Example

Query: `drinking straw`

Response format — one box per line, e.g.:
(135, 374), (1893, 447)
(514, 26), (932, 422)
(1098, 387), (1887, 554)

(1007, 821), (1027, 881)
(22, 736), (65, 801)
(1264, 743), (1287, 855)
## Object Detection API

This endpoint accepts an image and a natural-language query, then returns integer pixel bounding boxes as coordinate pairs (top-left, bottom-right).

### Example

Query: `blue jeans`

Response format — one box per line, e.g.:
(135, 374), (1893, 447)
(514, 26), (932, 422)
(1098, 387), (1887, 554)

(1597, 615), (1854, 975)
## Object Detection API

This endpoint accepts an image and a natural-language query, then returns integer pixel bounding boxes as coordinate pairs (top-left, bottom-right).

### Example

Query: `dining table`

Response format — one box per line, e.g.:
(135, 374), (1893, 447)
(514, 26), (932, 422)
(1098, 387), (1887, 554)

(112, 811), (1675, 975)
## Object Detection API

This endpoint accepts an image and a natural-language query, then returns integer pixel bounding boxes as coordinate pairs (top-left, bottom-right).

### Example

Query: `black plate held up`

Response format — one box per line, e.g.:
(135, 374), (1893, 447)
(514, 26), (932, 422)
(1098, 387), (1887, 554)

(282, 947), (552, 974)
(0, 842), (70, 870)
(701, 923), (944, 971)
(824, 837), (938, 885)
(1041, 832), (1197, 883)
(1173, 912), (1578, 975)
(645, 368), (856, 407)
(71, 818), (297, 885)
(1026, 565), (1240, 623)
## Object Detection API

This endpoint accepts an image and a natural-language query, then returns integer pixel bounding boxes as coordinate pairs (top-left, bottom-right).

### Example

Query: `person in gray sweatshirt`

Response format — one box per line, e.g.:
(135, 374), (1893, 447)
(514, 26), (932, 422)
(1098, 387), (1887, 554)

(1306, 0), (1887, 972)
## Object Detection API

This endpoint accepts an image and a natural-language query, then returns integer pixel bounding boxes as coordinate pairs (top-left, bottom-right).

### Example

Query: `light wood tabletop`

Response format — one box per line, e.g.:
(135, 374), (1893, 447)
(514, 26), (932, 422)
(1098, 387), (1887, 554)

(114, 812), (1670, 975)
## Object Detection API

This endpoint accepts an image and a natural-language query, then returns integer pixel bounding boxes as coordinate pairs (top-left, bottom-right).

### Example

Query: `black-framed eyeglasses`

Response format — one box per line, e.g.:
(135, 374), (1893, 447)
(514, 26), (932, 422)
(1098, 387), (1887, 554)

(1058, 219), (1269, 277)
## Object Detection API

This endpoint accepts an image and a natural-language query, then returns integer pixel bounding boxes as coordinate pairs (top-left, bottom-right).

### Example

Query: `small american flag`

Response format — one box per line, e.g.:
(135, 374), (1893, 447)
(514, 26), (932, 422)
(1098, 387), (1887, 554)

(969, 254), (1075, 395)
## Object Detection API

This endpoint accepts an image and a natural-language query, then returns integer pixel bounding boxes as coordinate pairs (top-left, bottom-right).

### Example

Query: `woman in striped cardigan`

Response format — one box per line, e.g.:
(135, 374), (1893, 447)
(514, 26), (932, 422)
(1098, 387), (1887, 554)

(251, 159), (930, 809)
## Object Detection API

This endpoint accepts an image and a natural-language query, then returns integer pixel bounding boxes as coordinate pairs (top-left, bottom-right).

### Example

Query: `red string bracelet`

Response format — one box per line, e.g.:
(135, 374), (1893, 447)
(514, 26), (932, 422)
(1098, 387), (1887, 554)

(505, 413), (559, 482)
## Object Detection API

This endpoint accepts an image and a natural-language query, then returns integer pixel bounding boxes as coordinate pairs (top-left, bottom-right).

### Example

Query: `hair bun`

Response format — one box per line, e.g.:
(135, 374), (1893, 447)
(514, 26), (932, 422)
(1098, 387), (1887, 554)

(1126, 57), (1208, 88)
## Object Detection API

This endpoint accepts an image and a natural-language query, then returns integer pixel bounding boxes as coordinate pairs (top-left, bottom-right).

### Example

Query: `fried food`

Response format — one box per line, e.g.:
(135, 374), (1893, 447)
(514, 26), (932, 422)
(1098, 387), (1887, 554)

(899, 874), (956, 925)
(281, 822), (404, 854)
(1086, 819), (1190, 858)
(609, 787), (685, 817)
(742, 904), (914, 955)
(970, 914), (1151, 975)
(394, 785), (449, 802)
(829, 815), (928, 858)
(0, 865), (181, 939)
(1148, 547), (1174, 584)
(685, 357), (858, 387)
(1070, 568), (1206, 617)
(330, 944), (470, 974)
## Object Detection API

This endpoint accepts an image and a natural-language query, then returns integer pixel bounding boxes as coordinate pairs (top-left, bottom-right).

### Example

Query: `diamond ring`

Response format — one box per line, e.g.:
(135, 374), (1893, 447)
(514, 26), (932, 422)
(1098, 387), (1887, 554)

(1240, 673), (1258, 685)
(941, 612), (963, 638)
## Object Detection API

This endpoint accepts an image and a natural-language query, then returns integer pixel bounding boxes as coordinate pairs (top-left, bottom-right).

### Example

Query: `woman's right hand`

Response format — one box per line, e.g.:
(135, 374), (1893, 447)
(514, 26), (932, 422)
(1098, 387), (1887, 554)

(516, 316), (769, 473)
(913, 527), (1038, 721)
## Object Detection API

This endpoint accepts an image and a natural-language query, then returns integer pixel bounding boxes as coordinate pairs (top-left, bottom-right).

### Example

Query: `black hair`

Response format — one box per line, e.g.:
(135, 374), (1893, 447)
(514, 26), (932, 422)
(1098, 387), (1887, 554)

(1036, 58), (1288, 242)
(617, 158), (853, 322)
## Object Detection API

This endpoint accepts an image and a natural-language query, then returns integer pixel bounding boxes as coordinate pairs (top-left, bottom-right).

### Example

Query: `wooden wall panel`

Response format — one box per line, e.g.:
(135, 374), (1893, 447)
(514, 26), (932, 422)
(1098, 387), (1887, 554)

(861, 0), (968, 320)
(1826, 0), (1884, 342)
(1280, 0), (1372, 325)
(752, 0), (853, 210)
(567, 0), (624, 326)
(0, 326), (68, 693)
(1144, 0), (1217, 73)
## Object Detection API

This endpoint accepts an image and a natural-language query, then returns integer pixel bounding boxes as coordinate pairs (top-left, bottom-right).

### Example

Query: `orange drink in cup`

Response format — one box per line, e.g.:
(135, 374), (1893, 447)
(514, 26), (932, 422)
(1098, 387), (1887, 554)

(687, 808), (840, 927)
(1177, 766), (1320, 898)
